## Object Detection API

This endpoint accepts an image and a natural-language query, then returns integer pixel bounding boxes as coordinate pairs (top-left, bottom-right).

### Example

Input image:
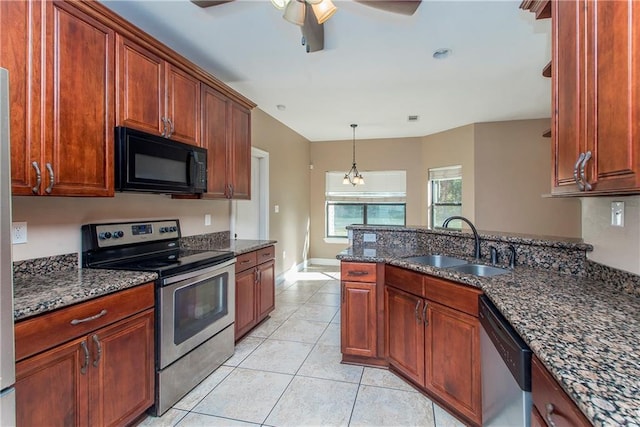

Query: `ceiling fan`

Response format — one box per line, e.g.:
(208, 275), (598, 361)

(191, 0), (422, 53)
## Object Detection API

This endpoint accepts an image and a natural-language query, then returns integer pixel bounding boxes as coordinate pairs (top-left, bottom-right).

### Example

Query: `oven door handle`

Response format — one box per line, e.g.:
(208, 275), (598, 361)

(161, 258), (236, 287)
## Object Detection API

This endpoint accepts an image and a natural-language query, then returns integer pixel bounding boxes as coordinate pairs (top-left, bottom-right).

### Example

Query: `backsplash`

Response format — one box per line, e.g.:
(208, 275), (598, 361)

(587, 260), (640, 297)
(180, 231), (231, 250)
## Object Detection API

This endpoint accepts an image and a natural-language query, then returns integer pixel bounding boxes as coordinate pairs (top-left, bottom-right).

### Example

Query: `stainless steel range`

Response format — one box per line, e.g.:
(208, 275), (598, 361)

(82, 219), (236, 416)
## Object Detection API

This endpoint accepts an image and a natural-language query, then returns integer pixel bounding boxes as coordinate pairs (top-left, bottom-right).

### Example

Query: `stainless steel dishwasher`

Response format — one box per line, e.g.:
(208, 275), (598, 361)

(479, 295), (532, 427)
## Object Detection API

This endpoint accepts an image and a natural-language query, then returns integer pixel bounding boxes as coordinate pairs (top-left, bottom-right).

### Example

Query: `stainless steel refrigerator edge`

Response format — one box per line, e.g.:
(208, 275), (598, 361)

(0, 67), (16, 426)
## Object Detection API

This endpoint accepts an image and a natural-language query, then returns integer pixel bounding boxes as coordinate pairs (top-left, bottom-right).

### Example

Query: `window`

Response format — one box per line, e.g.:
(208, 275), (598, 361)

(325, 171), (406, 239)
(326, 203), (406, 238)
(429, 166), (462, 229)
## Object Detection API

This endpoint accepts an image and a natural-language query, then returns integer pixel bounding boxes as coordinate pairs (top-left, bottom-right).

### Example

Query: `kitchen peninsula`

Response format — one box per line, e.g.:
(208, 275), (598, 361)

(337, 225), (640, 427)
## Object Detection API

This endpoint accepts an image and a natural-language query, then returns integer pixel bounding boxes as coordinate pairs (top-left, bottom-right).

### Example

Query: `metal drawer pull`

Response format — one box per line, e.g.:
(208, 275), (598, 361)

(31, 162), (41, 193)
(70, 309), (107, 325)
(45, 163), (54, 194)
(545, 403), (557, 427)
(422, 302), (428, 326)
(92, 334), (102, 367)
(80, 341), (89, 375)
(347, 270), (369, 276)
(580, 150), (592, 191)
(414, 300), (422, 323)
(573, 152), (585, 190)
(241, 259), (252, 264)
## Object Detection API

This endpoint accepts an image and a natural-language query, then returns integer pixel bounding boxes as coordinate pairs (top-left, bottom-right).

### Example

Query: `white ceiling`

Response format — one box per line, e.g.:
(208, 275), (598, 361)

(100, 0), (552, 142)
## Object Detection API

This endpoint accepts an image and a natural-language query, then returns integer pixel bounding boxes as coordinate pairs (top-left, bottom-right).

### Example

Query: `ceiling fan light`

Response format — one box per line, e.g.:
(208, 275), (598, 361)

(283, 0), (306, 25)
(305, 0), (323, 4)
(312, 0), (337, 24)
(271, 0), (290, 10)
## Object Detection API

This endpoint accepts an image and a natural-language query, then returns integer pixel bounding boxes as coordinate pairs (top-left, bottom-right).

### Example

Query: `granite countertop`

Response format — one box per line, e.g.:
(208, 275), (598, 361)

(337, 246), (640, 426)
(13, 268), (158, 321)
(214, 239), (277, 256)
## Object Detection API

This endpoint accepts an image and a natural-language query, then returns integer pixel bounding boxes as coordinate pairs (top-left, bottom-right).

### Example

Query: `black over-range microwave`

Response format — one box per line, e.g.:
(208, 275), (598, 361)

(114, 126), (207, 194)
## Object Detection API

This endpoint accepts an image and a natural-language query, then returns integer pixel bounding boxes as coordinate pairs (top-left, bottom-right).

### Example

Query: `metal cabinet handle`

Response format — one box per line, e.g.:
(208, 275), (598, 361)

(161, 117), (168, 137)
(414, 300), (422, 323)
(580, 150), (592, 191)
(573, 152), (585, 190)
(31, 161), (41, 193)
(422, 301), (428, 326)
(347, 270), (369, 277)
(545, 403), (558, 427)
(228, 184), (234, 198)
(92, 334), (102, 367)
(240, 259), (252, 264)
(342, 283), (345, 303)
(167, 117), (174, 137)
(70, 309), (107, 325)
(80, 341), (89, 375)
(45, 163), (54, 194)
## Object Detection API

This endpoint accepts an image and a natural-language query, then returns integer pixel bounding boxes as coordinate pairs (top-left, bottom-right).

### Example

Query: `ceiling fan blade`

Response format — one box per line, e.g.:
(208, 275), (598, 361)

(191, 0), (235, 8)
(354, 0), (421, 16)
(301, 6), (324, 53)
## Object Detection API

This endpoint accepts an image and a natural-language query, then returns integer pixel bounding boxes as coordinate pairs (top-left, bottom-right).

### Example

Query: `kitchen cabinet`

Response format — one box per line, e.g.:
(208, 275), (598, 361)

(531, 356), (590, 427)
(3, 0), (114, 196)
(116, 35), (200, 146)
(201, 84), (251, 199)
(341, 262), (378, 360)
(551, 0), (640, 195)
(384, 265), (482, 426)
(14, 283), (154, 427)
(235, 246), (275, 340)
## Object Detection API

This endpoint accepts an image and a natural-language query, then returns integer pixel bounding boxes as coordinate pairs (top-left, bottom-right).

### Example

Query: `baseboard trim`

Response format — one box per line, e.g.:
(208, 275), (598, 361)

(307, 258), (340, 267)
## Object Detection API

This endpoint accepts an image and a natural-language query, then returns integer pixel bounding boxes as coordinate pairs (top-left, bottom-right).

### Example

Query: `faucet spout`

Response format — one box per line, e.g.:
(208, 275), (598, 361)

(442, 216), (481, 260)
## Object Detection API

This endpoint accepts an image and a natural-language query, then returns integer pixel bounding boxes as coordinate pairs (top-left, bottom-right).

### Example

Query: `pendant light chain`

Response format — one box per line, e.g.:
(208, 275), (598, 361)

(343, 123), (364, 186)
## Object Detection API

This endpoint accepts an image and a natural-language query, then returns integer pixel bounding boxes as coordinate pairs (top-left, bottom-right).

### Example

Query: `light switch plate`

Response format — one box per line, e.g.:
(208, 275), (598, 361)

(611, 201), (624, 227)
(204, 214), (211, 226)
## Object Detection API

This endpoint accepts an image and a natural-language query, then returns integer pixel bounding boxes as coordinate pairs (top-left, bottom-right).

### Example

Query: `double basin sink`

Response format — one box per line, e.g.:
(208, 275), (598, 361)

(402, 255), (509, 277)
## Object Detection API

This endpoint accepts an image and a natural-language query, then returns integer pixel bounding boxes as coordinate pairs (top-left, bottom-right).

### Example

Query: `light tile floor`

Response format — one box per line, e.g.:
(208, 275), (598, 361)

(140, 265), (466, 427)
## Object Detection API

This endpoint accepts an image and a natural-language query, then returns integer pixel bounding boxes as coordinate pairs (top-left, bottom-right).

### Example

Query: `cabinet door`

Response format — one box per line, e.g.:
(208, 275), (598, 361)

(16, 337), (89, 427)
(384, 286), (424, 385)
(43, 1), (114, 196)
(341, 281), (377, 358)
(424, 301), (482, 425)
(552, 0), (587, 194)
(1, 0), (42, 195)
(116, 35), (165, 137)
(165, 64), (200, 146)
(257, 259), (275, 322)
(235, 267), (257, 340)
(89, 309), (154, 427)
(584, 0), (640, 192)
(201, 84), (230, 198)
(229, 102), (251, 199)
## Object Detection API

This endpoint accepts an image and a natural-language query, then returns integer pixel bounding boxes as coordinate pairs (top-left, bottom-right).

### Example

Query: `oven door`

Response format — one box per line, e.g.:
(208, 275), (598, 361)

(159, 259), (235, 369)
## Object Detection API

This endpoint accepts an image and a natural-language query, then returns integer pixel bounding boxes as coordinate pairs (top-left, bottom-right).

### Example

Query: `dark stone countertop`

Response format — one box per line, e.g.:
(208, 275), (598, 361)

(13, 268), (158, 321)
(337, 246), (640, 427)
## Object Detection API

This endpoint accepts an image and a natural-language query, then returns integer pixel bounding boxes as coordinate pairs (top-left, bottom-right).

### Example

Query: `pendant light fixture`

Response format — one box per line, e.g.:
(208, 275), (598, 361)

(343, 124), (365, 186)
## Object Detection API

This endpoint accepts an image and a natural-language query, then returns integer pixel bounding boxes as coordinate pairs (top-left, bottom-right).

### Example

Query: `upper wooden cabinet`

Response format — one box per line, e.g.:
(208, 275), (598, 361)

(201, 84), (251, 199)
(551, 0), (640, 195)
(3, 0), (114, 196)
(116, 35), (200, 146)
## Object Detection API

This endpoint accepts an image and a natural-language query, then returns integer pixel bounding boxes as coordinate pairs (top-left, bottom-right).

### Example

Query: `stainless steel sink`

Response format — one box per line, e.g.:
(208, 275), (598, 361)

(403, 255), (468, 268)
(446, 263), (509, 277)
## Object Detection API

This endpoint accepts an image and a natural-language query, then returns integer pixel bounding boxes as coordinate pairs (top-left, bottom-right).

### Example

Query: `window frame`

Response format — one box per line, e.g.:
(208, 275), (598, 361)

(428, 169), (462, 229)
(325, 202), (407, 238)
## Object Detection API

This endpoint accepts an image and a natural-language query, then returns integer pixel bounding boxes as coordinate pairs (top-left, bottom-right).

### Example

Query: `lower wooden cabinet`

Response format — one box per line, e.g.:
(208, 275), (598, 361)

(384, 265), (482, 426)
(15, 290), (155, 427)
(531, 355), (590, 427)
(235, 246), (275, 340)
(341, 281), (377, 358)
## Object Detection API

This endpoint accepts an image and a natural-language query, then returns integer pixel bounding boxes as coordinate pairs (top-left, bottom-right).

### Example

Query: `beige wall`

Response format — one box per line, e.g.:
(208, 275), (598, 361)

(422, 124), (475, 226)
(12, 193), (230, 261)
(309, 137), (423, 259)
(582, 196), (640, 275)
(251, 109), (310, 276)
(474, 120), (581, 237)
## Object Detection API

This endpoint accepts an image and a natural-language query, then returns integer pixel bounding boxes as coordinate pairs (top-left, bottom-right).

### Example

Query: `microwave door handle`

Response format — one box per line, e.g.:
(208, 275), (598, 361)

(189, 151), (197, 187)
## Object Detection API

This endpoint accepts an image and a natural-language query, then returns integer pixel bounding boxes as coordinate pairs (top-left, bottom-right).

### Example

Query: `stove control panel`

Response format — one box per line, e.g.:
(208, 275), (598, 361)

(93, 220), (180, 248)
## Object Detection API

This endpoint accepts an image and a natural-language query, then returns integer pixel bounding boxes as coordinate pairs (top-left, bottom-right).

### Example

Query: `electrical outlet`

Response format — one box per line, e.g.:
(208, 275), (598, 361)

(611, 201), (624, 227)
(12, 222), (27, 244)
(204, 214), (211, 226)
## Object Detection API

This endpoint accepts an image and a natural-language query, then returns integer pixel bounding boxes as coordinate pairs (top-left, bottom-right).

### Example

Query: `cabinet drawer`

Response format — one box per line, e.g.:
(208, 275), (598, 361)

(257, 245), (275, 263)
(236, 251), (257, 273)
(342, 262), (377, 283)
(384, 265), (423, 296)
(15, 282), (154, 361)
(532, 356), (590, 427)
(423, 275), (482, 317)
